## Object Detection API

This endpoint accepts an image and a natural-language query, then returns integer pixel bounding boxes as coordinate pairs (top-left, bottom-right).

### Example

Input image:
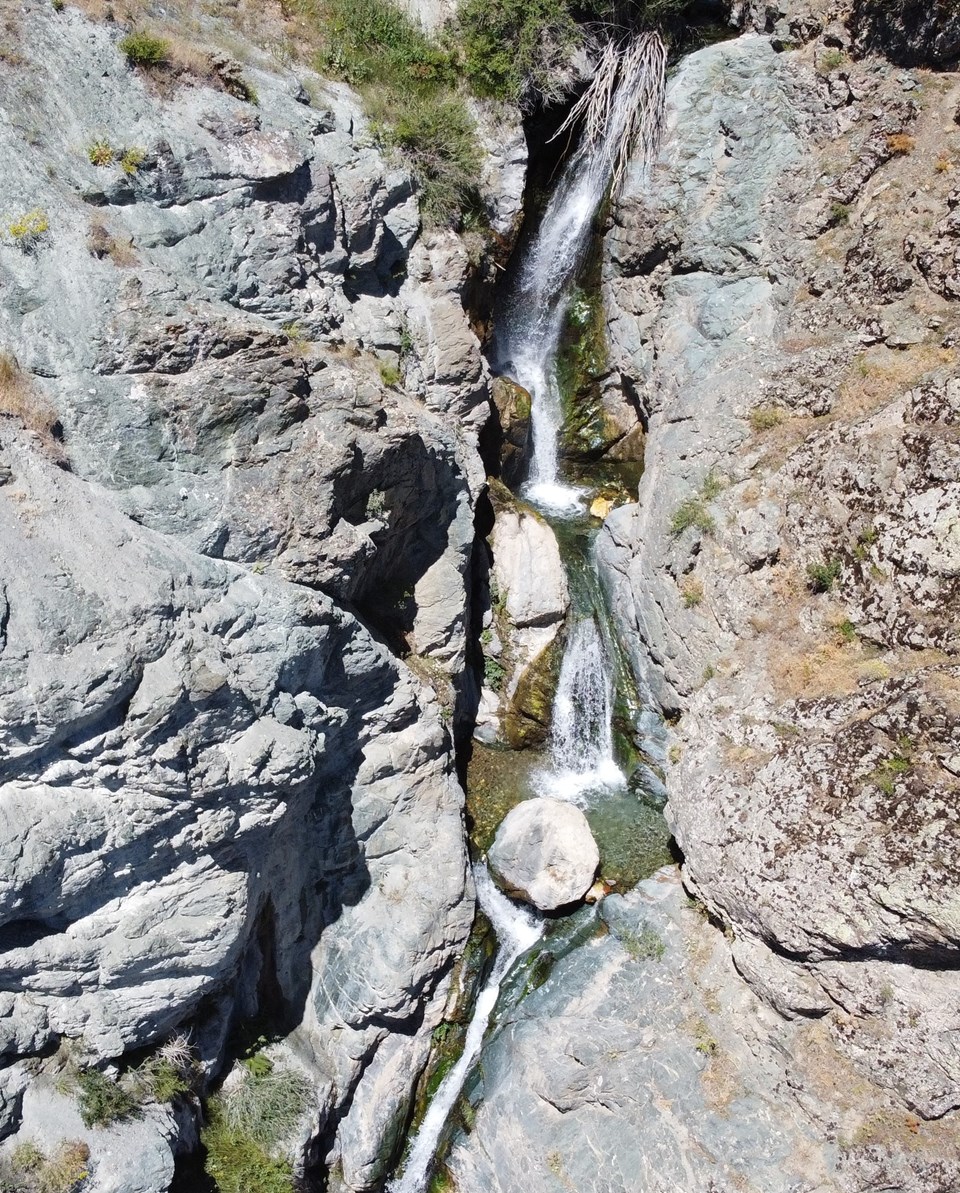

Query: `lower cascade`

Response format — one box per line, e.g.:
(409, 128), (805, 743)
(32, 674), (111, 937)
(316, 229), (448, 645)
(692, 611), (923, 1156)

(537, 615), (624, 802)
(387, 865), (542, 1193)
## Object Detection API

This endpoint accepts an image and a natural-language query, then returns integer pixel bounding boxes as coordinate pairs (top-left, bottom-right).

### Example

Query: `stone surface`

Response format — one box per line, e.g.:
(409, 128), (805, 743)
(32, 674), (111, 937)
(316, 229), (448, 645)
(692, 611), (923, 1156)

(445, 869), (960, 1193)
(480, 486), (569, 746)
(590, 16), (960, 1192)
(0, 0), (513, 1183)
(488, 798), (599, 910)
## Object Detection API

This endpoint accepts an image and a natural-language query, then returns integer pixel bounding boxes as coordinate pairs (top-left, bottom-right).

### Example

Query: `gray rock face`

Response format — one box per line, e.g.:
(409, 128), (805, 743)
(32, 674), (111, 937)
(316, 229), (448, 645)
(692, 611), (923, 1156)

(446, 869), (960, 1193)
(0, 434), (471, 1161)
(592, 17), (960, 1189)
(476, 487), (569, 746)
(0, 1), (513, 1183)
(488, 798), (598, 910)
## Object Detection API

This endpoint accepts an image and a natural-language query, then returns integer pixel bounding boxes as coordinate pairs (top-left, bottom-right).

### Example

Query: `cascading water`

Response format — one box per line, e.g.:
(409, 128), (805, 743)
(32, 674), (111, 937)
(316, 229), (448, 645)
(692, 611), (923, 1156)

(388, 865), (542, 1193)
(493, 33), (666, 513)
(389, 36), (666, 1190)
(538, 615), (624, 802)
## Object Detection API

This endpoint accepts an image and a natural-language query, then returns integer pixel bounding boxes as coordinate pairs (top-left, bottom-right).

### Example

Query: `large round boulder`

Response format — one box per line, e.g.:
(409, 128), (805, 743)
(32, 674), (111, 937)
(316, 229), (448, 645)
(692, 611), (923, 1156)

(488, 798), (599, 911)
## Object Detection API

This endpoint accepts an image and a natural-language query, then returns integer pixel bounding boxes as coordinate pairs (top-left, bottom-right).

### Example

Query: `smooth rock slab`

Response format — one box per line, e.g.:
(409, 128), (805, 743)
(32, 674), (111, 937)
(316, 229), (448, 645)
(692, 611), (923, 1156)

(488, 799), (599, 911)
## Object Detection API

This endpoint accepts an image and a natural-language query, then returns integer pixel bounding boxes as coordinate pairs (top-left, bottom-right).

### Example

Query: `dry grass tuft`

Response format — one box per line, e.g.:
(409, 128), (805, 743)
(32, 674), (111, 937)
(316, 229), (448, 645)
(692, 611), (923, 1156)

(886, 133), (916, 155)
(772, 641), (864, 700)
(0, 352), (67, 463)
(87, 219), (138, 266)
(837, 345), (953, 418)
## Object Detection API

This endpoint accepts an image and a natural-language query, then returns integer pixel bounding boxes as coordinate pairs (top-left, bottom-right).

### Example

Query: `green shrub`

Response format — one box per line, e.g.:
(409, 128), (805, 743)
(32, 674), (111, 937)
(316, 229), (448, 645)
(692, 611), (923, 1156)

(301, 0), (482, 225)
(312, 0), (454, 88)
(218, 1063), (311, 1149)
(202, 1060), (310, 1193)
(483, 655), (506, 691)
(76, 1069), (140, 1128)
(830, 201), (851, 224)
(8, 209), (49, 249)
(367, 89), (482, 226)
(87, 140), (114, 166)
(457, 0), (581, 104)
(669, 498), (714, 537)
(202, 1107), (296, 1193)
(806, 558), (842, 593)
(118, 32), (170, 66)
(378, 360), (401, 387)
(818, 48), (846, 73)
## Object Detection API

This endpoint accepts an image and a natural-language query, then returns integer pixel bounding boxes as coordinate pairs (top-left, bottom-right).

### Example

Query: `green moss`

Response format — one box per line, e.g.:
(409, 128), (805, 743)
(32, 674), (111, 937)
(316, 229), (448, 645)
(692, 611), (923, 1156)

(556, 284), (611, 460)
(610, 919), (665, 962)
(501, 636), (564, 749)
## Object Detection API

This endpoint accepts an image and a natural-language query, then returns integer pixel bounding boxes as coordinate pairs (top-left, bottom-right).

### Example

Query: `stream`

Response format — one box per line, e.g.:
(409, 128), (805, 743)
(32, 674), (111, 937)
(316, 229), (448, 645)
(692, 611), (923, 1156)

(386, 35), (667, 1193)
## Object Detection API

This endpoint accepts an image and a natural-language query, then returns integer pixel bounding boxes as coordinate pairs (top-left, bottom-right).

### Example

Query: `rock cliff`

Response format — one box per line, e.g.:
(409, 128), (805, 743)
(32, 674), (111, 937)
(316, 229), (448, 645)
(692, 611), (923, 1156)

(445, 7), (959, 1193)
(0, 0), (521, 1185)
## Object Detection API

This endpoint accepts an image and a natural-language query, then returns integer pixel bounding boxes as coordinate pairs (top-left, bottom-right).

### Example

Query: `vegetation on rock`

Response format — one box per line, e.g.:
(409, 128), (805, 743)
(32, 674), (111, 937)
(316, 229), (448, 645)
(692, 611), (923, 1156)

(0, 1140), (90, 1193)
(118, 31), (170, 66)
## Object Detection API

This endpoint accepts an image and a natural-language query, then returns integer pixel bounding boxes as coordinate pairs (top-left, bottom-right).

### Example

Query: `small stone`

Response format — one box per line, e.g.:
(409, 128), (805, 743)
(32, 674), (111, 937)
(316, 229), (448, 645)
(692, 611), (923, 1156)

(590, 496), (615, 520)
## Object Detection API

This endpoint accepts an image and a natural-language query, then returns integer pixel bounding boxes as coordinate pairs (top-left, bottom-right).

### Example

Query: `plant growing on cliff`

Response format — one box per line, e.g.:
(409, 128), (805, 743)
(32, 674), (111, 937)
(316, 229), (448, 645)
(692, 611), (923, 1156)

(669, 498), (714, 537)
(76, 1068), (140, 1128)
(366, 89), (482, 227)
(118, 32), (170, 67)
(456, 0), (582, 105)
(301, 0), (481, 225)
(0, 351), (66, 461)
(7, 209), (49, 250)
(0, 1139), (90, 1193)
(86, 139), (115, 166)
(120, 147), (146, 175)
(806, 558), (842, 593)
(202, 1059), (310, 1193)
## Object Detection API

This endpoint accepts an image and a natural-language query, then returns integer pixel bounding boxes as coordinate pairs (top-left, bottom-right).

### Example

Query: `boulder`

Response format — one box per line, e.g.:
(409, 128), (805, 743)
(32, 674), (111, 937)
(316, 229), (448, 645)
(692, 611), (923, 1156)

(488, 798), (599, 910)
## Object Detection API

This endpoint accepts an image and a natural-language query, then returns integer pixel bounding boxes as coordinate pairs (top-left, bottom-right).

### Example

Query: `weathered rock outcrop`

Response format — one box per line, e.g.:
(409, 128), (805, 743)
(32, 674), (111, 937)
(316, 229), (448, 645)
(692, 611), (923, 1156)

(445, 868), (960, 1193)
(0, 0), (527, 1184)
(590, 15), (960, 1191)
(475, 485), (569, 747)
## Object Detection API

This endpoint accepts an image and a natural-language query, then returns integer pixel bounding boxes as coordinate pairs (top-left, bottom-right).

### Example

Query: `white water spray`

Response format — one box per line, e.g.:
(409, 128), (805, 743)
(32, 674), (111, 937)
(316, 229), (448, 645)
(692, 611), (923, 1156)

(388, 865), (542, 1193)
(538, 616), (624, 802)
(494, 33), (666, 513)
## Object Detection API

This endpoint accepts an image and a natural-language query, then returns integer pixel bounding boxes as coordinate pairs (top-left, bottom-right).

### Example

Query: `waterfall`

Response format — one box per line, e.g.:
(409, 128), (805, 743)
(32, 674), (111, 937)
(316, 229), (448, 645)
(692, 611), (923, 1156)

(537, 615), (624, 802)
(388, 864), (543, 1193)
(494, 32), (666, 513)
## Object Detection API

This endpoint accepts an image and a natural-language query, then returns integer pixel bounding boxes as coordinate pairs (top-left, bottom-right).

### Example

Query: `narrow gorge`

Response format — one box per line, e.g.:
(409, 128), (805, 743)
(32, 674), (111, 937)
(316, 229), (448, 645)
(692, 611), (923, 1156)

(0, 1), (957, 1192)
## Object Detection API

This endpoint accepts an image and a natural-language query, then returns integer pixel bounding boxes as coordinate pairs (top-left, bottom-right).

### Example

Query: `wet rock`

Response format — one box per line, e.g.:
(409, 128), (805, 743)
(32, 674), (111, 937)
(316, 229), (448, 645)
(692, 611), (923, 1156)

(445, 870), (960, 1193)
(488, 798), (599, 910)
(482, 484), (569, 745)
(489, 377), (532, 488)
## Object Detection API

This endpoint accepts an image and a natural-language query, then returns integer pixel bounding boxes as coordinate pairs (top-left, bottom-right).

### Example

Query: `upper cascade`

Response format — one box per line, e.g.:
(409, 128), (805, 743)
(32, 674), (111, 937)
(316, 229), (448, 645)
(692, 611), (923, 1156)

(493, 32), (666, 512)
